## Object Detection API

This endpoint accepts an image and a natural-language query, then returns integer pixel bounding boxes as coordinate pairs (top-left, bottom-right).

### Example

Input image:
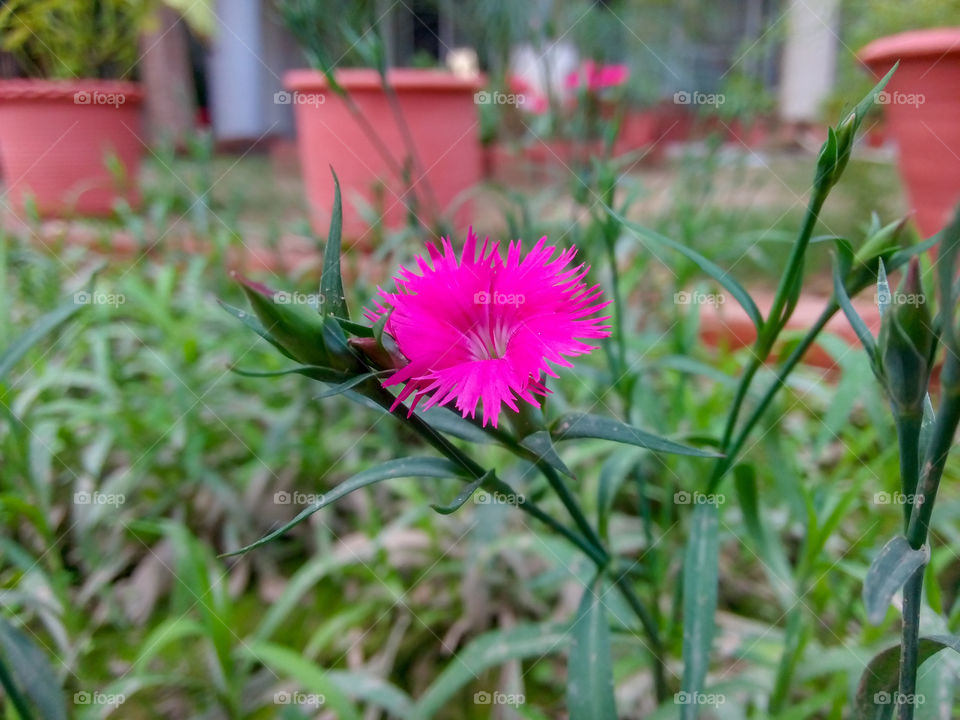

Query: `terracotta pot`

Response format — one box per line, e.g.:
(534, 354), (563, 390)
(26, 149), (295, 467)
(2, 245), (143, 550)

(860, 29), (960, 237)
(613, 109), (658, 155)
(0, 79), (143, 216)
(284, 68), (485, 239)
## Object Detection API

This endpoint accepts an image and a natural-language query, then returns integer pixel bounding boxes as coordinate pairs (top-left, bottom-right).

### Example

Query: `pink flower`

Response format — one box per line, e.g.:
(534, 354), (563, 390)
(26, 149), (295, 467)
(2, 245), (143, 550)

(365, 232), (611, 427)
(565, 61), (630, 91)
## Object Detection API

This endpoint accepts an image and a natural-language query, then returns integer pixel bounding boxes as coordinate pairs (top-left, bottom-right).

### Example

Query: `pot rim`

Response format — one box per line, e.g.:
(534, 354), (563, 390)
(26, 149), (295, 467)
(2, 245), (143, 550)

(0, 78), (143, 102)
(860, 27), (960, 68)
(285, 67), (485, 92)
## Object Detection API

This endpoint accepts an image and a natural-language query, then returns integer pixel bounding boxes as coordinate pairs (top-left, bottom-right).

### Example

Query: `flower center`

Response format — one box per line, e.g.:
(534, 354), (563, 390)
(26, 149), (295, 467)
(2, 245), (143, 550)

(465, 319), (512, 361)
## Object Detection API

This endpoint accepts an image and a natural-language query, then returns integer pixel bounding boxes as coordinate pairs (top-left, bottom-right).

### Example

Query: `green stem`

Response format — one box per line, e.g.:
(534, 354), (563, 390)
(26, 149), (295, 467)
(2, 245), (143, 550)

(892, 410), (922, 720)
(897, 357), (960, 720)
(898, 567), (924, 720)
(708, 303), (837, 492)
(539, 464), (609, 566)
(608, 566), (670, 701)
(895, 413), (923, 532)
(712, 189), (828, 487)
(361, 383), (670, 701)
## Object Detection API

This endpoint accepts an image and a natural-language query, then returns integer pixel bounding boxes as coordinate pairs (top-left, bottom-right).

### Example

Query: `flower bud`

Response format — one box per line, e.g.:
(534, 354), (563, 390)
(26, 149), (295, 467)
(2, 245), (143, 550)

(878, 257), (934, 413)
(234, 273), (331, 366)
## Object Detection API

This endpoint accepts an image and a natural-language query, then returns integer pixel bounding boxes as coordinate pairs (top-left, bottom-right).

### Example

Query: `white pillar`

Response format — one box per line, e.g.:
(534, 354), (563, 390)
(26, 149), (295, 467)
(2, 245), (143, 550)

(778, 0), (839, 123)
(208, 0), (264, 141)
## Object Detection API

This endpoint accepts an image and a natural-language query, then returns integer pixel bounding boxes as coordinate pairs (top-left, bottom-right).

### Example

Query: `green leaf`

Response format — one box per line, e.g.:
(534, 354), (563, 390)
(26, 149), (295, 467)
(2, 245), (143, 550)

(132, 618), (206, 674)
(334, 316), (373, 337)
(0, 617), (67, 720)
(733, 464), (794, 608)
(855, 635), (960, 720)
(613, 215), (764, 330)
(416, 407), (493, 444)
(864, 536), (930, 625)
(430, 472), (490, 515)
(236, 275), (330, 365)
(218, 300), (299, 360)
(521, 430), (575, 478)
(313, 372), (384, 400)
(597, 448), (642, 540)
(320, 168), (348, 319)
(325, 670), (413, 719)
(832, 246), (879, 372)
(241, 642), (362, 720)
(0, 289), (85, 380)
(231, 364), (351, 385)
(681, 502), (719, 720)
(222, 457), (467, 556)
(551, 413), (723, 458)
(414, 623), (569, 719)
(568, 580), (617, 720)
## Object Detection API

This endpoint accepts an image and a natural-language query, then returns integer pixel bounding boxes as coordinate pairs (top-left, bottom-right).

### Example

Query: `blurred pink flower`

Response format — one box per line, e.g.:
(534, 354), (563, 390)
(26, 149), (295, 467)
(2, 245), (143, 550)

(565, 61), (630, 90)
(365, 231), (611, 427)
(508, 74), (549, 114)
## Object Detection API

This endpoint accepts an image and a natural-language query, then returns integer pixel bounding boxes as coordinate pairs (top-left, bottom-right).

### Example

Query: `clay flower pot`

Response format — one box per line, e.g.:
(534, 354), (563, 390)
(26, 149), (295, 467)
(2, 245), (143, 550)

(284, 68), (484, 239)
(0, 79), (143, 216)
(860, 29), (960, 237)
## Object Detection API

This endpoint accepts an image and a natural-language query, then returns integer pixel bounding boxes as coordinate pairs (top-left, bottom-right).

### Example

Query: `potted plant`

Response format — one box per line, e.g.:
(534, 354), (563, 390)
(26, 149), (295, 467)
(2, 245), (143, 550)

(277, 0), (484, 240)
(860, 29), (960, 238)
(0, 1), (153, 216)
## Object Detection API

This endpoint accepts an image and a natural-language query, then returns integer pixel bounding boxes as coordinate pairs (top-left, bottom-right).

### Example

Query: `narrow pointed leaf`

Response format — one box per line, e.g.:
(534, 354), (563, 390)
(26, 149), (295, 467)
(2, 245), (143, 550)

(231, 364), (351, 384)
(863, 536), (930, 625)
(240, 642), (361, 720)
(0, 617), (67, 720)
(568, 580), (617, 720)
(681, 502), (719, 720)
(551, 413), (722, 458)
(222, 458), (466, 556)
(521, 430), (575, 478)
(733, 464), (794, 608)
(416, 406), (493, 444)
(238, 280), (329, 365)
(430, 472), (490, 515)
(320, 168), (348, 319)
(0, 288), (87, 380)
(855, 635), (960, 720)
(414, 623), (568, 719)
(832, 249), (878, 366)
(612, 215), (763, 330)
(218, 300), (297, 361)
(313, 372), (384, 400)
(334, 316), (374, 338)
